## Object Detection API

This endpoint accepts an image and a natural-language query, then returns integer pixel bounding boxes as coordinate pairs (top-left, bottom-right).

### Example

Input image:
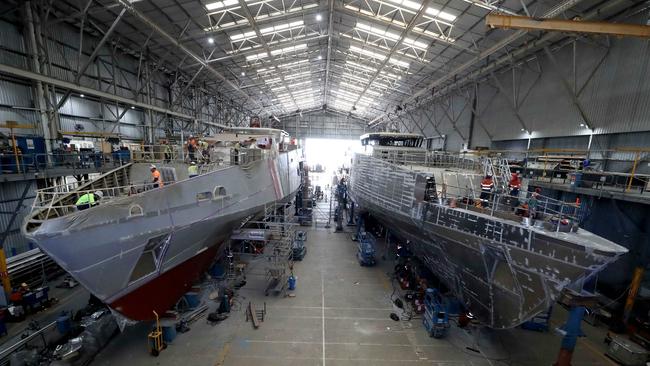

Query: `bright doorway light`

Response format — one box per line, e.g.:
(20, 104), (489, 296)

(305, 138), (362, 172)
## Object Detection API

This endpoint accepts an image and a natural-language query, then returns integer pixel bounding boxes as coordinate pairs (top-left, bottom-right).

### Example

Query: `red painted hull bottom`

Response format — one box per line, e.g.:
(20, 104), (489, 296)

(109, 244), (221, 321)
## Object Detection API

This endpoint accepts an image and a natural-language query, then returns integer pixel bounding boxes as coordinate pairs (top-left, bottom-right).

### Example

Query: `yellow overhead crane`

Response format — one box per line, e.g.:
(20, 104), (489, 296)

(486, 14), (650, 39)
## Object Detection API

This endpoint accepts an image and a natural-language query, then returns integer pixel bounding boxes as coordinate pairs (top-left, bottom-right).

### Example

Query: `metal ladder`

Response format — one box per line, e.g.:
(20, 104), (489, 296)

(482, 157), (511, 193)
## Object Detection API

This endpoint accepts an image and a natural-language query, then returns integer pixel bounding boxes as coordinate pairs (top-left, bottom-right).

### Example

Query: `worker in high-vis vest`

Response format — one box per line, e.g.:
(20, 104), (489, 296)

(188, 161), (198, 178)
(150, 164), (163, 188)
(479, 175), (494, 208)
(76, 190), (103, 210)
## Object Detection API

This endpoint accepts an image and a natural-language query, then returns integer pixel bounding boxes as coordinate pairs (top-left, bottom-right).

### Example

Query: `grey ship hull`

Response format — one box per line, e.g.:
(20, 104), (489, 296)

(349, 154), (626, 329)
(24, 150), (302, 321)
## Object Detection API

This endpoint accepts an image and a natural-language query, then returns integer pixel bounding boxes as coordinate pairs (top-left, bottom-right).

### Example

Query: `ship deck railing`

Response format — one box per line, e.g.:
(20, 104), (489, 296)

(371, 148), (483, 172)
(26, 147), (271, 225)
(29, 181), (167, 221)
(437, 183), (584, 233)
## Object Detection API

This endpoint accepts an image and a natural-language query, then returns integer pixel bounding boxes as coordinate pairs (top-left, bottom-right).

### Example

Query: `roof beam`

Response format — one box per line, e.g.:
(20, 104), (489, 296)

(0, 62), (212, 123)
(236, 0), (299, 110)
(56, 6), (126, 110)
(115, 0), (264, 111)
(349, 0), (432, 110)
(461, 0), (517, 15)
(337, 4), (475, 54)
(368, 0), (591, 126)
(196, 34), (328, 65)
(486, 14), (650, 38)
(323, 0), (334, 107)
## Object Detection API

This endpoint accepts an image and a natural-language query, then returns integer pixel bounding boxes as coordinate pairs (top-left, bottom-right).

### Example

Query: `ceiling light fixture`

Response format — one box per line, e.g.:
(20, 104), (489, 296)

(241, 71), (245, 76)
(316, 14), (322, 21)
(208, 37), (215, 44)
(79, 94), (85, 98)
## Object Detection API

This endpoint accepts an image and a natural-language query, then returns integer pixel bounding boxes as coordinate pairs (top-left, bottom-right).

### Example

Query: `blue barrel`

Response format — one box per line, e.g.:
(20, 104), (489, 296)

(56, 312), (71, 335)
(162, 325), (177, 343)
(288, 276), (296, 290)
(184, 292), (200, 308)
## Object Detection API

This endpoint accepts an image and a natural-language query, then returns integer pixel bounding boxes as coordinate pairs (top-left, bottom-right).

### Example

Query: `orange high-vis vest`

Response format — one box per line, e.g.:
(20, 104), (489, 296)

(152, 170), (164, 186)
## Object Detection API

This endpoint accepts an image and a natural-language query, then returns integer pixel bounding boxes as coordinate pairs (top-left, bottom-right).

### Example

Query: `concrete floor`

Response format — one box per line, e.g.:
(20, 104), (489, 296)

(91, 201), (620, 366)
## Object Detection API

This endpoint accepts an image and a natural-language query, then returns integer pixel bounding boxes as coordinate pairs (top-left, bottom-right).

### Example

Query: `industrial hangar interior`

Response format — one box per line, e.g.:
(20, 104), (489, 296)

(0, 0), (649, 365)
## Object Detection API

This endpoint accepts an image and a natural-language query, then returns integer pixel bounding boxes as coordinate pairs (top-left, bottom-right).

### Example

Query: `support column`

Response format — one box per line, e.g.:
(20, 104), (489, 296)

(24, 1), (54, 155)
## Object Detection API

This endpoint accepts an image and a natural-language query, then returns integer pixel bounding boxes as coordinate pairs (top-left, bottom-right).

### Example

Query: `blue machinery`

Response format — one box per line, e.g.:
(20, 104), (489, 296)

(354, 216), (376, 266)
(356, 232), (376, 266)
(334, 181), (350, 231)
(423, 288), (450, 338)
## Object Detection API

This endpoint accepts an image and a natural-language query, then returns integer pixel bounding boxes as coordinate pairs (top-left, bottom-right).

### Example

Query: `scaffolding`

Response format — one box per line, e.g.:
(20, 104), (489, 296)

(256, 202), (296, 296)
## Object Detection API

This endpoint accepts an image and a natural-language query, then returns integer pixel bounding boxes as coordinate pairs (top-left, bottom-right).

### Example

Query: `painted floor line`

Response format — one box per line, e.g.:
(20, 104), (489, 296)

(243, 339), (453, 348)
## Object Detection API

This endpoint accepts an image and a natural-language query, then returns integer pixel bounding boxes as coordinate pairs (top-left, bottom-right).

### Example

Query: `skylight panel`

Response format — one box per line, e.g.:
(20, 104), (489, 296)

(403, 37), (429, 50)
(205, 0), (238, 11)
(246, 51), (269, 61)
(425, 7), (457, 22)
(338, 82), (381, 96)
(349, 45), (409, 68)
(276, 89), (317, 99)
(230, 21), (303, 42)
(389, 58), (410, 68)
(340, 72), (372, 84)
(349, 45), (387, 60)
(355, 23), (400, 41)
(230, 31), (256, 42)
(246, 43), (307, 61)
(333, 100), (367, 112)
(331, 90), (374, 105)
(345, 60), (377, 73)
(260, 20), (303, 34)
(270, 80), (311, 91)
(278, 59), (309, 68)
(270, 43), (307, 56)
(379, 0), (457, 21)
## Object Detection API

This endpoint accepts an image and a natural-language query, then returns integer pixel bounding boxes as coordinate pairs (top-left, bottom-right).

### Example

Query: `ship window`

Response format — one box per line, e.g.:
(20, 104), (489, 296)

(196, 192), (212, 202)
(213, 186), (227, 197)
(129, 234), (170, 283)
(128, 204), (143, 217)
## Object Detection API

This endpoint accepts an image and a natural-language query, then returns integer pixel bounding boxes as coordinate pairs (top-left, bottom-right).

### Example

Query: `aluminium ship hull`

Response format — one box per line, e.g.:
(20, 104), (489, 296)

(349, 154), (626, 329)
(24, 150), (302, 321)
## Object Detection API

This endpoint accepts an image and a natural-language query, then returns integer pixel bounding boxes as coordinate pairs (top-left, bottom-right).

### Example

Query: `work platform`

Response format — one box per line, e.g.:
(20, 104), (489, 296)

(84, 198), (618, 366)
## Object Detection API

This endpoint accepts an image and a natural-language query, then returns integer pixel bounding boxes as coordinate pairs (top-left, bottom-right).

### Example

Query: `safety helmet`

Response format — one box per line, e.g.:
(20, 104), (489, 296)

(94, 191), (104, 199)
(150, 164), (157, 170)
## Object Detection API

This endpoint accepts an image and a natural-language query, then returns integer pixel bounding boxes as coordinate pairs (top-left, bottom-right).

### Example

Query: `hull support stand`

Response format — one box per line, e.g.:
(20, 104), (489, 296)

(553, 290), (597, 366)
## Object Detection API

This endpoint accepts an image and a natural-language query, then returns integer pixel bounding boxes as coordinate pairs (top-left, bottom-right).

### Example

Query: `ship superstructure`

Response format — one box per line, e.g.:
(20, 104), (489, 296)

(349, 132), (627, 328)
(22, 127), (302, 321)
